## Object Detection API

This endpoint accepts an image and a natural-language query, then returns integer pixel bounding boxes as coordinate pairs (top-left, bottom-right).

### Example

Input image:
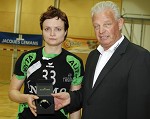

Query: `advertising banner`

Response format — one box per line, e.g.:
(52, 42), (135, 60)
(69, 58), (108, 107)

(63, 37), (98, 53)
(0, 32), (42, 46)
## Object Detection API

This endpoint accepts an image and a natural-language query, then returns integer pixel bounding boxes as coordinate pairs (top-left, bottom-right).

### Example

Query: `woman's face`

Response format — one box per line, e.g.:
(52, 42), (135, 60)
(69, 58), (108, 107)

(92, 9), (124, 50)
(42, 17), (67, 47)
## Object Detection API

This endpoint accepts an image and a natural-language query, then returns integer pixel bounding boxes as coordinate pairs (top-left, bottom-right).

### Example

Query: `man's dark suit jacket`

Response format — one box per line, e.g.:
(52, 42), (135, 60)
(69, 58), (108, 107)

(69, 37), (150, 119)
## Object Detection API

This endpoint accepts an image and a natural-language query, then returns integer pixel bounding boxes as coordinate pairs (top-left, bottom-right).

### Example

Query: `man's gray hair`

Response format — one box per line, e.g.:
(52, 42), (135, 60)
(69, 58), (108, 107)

(91, 1), (121, 19)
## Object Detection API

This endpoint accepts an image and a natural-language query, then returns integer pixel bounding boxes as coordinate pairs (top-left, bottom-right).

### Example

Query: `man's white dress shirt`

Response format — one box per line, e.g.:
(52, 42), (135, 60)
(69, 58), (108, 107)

(92, 35), (124, 87)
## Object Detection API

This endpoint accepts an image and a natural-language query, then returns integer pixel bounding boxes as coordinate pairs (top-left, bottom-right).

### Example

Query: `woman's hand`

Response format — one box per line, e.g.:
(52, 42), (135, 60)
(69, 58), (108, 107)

(27, 94), (39, 116)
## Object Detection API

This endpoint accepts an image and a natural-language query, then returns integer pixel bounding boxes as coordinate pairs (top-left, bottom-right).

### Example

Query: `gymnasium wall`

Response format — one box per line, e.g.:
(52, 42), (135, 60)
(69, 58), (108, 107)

(0, 0), (122, 80)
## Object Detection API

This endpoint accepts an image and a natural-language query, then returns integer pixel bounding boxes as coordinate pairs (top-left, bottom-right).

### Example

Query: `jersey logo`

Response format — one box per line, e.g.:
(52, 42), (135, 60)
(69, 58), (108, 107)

(63, 73), (73, 83)
(46, 63), (54, 68)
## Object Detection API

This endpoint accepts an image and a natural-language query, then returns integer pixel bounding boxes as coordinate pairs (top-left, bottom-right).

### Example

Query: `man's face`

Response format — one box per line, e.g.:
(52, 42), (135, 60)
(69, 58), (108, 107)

(92, 9), (124, 50)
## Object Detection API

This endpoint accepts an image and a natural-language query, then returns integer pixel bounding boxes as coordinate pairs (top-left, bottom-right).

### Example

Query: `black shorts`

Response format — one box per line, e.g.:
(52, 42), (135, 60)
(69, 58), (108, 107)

(18, 108), (68, 119)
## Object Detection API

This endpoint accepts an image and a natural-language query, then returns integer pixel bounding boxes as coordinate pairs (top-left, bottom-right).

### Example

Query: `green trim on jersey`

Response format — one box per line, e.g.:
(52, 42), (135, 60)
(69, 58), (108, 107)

(16, 53), (37, 80)
(60, 109), (68, 118)
(66, 55), (83, 85)
(17, 103), (28, 119)
(42, 48), (59, 58)
(21, 52), (36, 76)
(16, 75), (25, 80)
(72, 76), (83, 85)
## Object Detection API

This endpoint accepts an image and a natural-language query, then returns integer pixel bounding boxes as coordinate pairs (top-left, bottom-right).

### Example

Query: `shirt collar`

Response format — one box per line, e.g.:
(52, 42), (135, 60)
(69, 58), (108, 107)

(97, 35), (124, 54)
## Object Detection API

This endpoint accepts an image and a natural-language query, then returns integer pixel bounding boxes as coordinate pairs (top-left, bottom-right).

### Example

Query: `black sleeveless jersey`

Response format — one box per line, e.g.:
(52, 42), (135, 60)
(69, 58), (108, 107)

(14, 47), (84, 119)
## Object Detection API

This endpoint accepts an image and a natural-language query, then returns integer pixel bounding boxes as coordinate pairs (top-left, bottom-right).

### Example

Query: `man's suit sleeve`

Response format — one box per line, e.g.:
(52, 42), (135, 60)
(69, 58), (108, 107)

(127, 49), (150, 119)
(65, 88), (83, 113)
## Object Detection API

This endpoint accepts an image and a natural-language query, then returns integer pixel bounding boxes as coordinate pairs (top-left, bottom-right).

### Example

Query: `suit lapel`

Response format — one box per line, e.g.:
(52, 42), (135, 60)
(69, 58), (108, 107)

(88, 50), (100, 89)
(88, 38), (129, 97)
(92, 52), (122, 90)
